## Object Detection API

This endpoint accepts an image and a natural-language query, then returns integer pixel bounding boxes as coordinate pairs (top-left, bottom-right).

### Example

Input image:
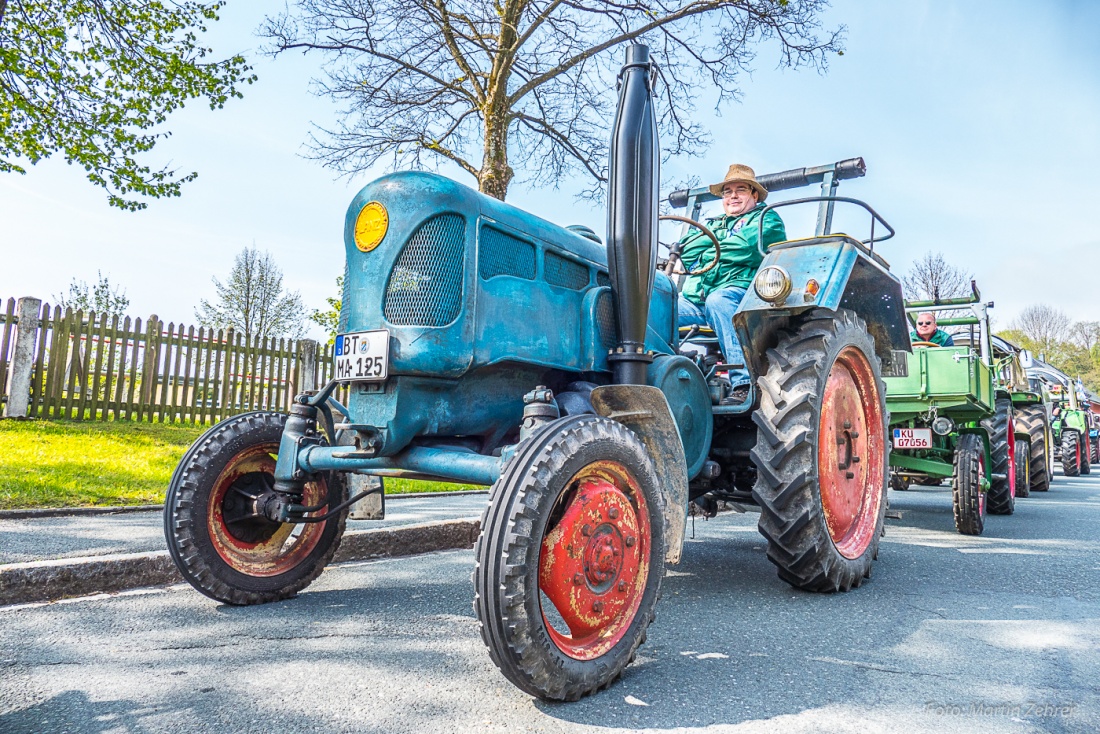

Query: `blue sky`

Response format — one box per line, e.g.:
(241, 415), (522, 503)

(2, 0), (1098, 338)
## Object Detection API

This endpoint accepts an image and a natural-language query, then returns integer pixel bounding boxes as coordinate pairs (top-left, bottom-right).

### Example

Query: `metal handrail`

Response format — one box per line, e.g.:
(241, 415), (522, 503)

(756, 196), (896, 256)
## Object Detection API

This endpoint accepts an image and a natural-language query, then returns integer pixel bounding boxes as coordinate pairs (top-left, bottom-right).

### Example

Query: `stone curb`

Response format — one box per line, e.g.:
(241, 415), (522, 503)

(0, 517), (481, 607)
(0, 490), (489, 520)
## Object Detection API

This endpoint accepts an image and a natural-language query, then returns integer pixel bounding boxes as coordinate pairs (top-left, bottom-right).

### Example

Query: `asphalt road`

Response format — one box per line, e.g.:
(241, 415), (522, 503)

(0, 493), (490, 565)
(2, 471), (1097, 734)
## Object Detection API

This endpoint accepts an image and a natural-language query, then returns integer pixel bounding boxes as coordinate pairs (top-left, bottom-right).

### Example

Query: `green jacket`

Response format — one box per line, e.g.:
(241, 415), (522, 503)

(909, 328), (954, 346)
(680, 204), (786, 305)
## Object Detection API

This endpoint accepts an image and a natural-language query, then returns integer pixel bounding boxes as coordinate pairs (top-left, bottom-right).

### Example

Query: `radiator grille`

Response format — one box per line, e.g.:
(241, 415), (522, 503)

(545, 250), (590, 290)
(383, 213), (466, 327)
(479, 226), (536, 280)
(596, 289), (619, 351)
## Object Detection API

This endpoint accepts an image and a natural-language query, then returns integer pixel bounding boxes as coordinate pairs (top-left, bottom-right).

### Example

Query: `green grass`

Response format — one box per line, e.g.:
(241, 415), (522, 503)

(0, 419), (481, 510)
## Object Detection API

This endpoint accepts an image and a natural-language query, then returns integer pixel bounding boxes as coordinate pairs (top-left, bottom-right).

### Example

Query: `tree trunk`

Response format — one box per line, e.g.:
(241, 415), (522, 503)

(479, 112), (513, 200)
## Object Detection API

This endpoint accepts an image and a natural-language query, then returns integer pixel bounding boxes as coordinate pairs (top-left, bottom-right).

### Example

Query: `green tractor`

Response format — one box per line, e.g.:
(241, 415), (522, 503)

(990, 337), (1053, 494)
(1029, 364), (1093, 477)
(884, 284), (1018, 534)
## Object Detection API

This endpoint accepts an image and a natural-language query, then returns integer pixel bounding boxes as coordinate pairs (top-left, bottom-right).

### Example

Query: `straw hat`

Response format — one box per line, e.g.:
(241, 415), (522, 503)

(708, 163), (768, 202)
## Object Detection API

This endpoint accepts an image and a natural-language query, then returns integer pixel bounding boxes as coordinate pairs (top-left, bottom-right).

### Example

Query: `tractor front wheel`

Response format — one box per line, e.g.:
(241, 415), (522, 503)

(752, 308), (888, 593)
(1014, 437), (1031, 498)
(164, 411), (348, 605)
(953, 433), (986, 535)
(983, 397), (1015, 515)
(1062, 430), (1082, 477)
(473, 415), (666, 701)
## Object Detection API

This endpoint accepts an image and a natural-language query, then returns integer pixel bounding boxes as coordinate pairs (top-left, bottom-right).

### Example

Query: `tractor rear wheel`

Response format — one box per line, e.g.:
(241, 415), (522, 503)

(473, 414), (666, 701)
(752, 308), (888, 593)
(164, 411), (347, 605)
(1014, 438), (1030, 498)
(982, 397), (1015, 515)
(953, 433), (986, 535)
(1017, 405), (1051, 492)
(1080, 433), (1091, 475)
(1062, 430), (1082, 477)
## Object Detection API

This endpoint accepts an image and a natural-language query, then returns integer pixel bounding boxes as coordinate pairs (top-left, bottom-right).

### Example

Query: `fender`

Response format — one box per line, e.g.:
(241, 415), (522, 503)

(734, 237), (909, 380)
(590, 384), (689, 565)
(1065, 411), (1088, 434)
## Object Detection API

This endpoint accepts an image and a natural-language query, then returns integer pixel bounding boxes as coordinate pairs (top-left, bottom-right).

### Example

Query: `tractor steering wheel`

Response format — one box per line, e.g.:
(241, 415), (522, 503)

(659, 215), (721, 277)
(911, 341), (940, 348)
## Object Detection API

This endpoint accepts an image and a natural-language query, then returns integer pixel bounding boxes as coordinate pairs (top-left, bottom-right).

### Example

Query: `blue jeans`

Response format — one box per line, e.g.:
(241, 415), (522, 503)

(678, 288), (749, 387)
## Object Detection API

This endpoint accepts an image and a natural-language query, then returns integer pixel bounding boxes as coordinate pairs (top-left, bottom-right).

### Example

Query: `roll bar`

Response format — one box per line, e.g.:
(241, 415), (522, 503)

(756, 196), (896, 256)
(667, 157), (867, 237)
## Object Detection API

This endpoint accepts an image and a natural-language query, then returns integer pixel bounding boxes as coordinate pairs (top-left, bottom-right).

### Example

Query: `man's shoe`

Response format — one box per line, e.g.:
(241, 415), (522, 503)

(720, 385), (751, 406)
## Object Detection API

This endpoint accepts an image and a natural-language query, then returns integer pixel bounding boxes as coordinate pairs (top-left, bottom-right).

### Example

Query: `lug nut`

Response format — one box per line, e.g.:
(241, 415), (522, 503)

(592, 601), (604, 613)
(618, 581), (627, 592)
(608, 507), (619, 520)
(574, 573), (583, 586)
(625, 536), (636, 547)
(581, 524), (592, 537)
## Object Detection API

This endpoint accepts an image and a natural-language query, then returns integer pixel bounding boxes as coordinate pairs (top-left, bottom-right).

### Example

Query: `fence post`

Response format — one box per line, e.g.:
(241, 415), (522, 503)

(3, 297), (43, 418)
(299, 339), (318, 393)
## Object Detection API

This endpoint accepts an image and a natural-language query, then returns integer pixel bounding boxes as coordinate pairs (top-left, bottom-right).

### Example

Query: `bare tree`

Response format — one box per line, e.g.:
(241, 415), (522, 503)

(1011, 304), (1071, 358)
(196, 247), (307, 341)
(1071, 320), (1100, 354)
(901, 252), (973, 303)
(262, 0), (843, 200)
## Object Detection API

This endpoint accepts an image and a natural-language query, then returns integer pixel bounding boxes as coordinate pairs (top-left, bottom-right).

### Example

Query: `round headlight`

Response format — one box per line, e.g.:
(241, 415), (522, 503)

(931, 416), (954, 436)
(754, 266), (792, 302)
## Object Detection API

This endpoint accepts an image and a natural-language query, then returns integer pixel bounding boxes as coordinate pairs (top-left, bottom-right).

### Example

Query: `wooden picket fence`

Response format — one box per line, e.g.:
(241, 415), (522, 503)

(1, 297), (345, 424)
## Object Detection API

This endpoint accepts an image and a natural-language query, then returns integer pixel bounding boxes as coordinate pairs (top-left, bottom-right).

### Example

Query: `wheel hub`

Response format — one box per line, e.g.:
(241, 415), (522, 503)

(583, 524), (624, 592)
(817, 346), (885, 560)
(208, 444), (329, 578)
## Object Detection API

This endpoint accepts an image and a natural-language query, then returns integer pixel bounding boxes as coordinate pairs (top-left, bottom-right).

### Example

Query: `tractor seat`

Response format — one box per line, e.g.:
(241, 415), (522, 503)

(679, 324), (719, 346)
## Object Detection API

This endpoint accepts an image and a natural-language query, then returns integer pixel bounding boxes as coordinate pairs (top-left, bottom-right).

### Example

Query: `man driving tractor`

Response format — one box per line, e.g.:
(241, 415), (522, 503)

(676, 163), (786, 404)
(910, 311), (955, 346)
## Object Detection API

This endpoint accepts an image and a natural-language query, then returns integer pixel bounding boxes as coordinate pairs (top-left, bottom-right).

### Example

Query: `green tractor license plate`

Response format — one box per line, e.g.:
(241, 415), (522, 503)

(334, 330), (390, 381)
(892, 428), (932, 449)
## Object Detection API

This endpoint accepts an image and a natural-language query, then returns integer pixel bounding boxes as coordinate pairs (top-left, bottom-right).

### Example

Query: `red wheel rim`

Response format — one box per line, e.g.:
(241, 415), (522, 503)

(208, 443), (328, 577)
(977, 452), (987, 517)
(1007, 430), (1016, 498)
(538, 461), (650, 661)
(817, 346), (886, 560)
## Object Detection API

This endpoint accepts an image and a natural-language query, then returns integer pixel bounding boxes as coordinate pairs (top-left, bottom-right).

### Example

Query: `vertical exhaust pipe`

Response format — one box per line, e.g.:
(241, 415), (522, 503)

(606, 44), (660, 386)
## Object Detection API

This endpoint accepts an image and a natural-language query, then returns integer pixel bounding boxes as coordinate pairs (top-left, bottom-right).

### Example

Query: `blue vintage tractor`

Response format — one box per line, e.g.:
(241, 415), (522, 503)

(165, 45), (910, 700)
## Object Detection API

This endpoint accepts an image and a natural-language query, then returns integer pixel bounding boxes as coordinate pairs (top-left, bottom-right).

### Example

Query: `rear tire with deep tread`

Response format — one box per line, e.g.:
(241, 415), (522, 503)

(752, 308), (888, 593)
(164, 411), (347, 605)
(953, 432), (986, 535)
(982, 397), (1014, 515)
(473, 414), (666, 701)
(1062, 430), (1081, 477)
(1018, 405), (1051, 492)
(1014, 438), (1030, 498)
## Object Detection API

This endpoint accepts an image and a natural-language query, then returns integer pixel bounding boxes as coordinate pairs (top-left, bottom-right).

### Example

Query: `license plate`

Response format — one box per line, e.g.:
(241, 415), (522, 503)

(334, 330), (390, 382)
(892, 427), (932, 449)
